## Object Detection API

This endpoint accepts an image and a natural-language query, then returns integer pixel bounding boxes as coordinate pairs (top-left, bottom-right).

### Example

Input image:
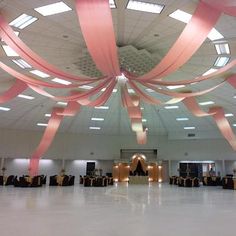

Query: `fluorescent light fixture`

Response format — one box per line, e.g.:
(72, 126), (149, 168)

(45, 114), (51, 117)
(34, 2), (72, 16)
(101, 88), (118, 93)
(215, 43), (230, 54)
(128, 88), (135, 93)
(167, 85), (185, 90)
(18, 94), (35, 100)
(145, 88), (154, 93)
(109, 0), (116, 8)
(199, 101), (214, 106)
(2, 45), (19, 57)
(176, 118), (189, 121)
(164, 105), (179, 109)
(208, 28), (224, 41)
(141, 107), (144, 110)
(95, 106), (109, 110)
(57, 102), (68, 106)
(9, 14), (37, 29)
(234, 95), (236, 99)
(79, 85), (93, 90)
(37, 123), (48, 127)
(1, 31), (19, 42)
(12, 59), (31, 69)
(202, 68), (218, 76)
(225, 113), (234, 117)
(169, 9), (192, 23)
(52, 78), (71, 85)
(91, 118), (104, 121)
(184, 126), (195, 130)
(89, 127), (101, 130)
(127, 0), (164, 14)
(214, 56), (230, 67)
(0, 106), (10, 111)
(142, 119), (147, 122)
(30, 70), (50, 78)
(233, 124), (236, 127)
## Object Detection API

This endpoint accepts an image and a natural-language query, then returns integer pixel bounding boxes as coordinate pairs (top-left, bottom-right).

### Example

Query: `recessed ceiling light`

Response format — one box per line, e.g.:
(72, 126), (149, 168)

(0, 106), (11, 111)
(109, 0), (117, 8)
(34, 2), (72, 16)
(9, 14), (38, 29)
(184, 126), (195, 130)
(12, 59), (32, 69)
(208, 28), (224, 41)
(127, 0), (164, 14)
(167, 85), (186, 90)
(79, 85), (93, 90)
(30, 70), (50, 78)
(225, 113), (234, 117)
(89, 127), (101, 130)
(164, 105), (179, 109)
(176, 118), (189, 121)
(215, 43), (230, 54)
(199, 101), (214, 106)
(214, 56), (230, 67)
(52, 78), (71, 85)
(37, 123), (48, 127)
(2, 45), (19, 57)
(94, 106), (109, 110)
(142, 119), (147, 122)
(202, 68), (218, 76)
(18, 94), (35, 100)
(45, 114), (51, 117)
(57, 102), (68, 106)
(169, 9), (192, 23)
(91, 118), (104, 121)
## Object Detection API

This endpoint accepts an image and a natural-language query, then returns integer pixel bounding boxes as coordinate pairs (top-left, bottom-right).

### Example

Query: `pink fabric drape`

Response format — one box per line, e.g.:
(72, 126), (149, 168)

(0, 80), (27, 103)
(75, 0), (120, 77)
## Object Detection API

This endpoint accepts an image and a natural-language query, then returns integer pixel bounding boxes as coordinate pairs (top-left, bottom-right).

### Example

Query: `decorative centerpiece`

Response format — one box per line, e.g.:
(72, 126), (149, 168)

(1, 167), (6, 176)
(60, 168), (66, 176)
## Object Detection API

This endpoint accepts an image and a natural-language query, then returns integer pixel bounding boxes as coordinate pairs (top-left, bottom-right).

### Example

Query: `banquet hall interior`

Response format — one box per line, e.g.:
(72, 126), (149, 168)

(0, 0), (236, 236)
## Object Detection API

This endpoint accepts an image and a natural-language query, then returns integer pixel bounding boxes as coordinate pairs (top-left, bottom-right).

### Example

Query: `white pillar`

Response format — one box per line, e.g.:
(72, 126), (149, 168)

(168, 160), (172, 177)
(222, 159), (225, 177)
(0, 158), (5, 169)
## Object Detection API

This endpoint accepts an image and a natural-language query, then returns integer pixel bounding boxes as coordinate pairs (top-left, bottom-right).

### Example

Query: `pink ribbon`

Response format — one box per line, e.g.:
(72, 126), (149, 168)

(75, 0), (120, 77)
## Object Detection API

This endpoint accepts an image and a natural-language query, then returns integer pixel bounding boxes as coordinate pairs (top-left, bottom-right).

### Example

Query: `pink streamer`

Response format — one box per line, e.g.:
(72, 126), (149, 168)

(75, 0), (120, 77)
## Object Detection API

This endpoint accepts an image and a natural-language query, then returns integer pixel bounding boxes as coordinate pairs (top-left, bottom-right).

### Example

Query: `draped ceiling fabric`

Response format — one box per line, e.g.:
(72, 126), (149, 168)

(0, 0), (236, 175)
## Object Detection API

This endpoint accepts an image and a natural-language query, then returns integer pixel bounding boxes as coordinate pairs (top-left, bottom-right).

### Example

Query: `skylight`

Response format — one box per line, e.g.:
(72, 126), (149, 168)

(52, 78), (71, 85)
(145, 88), (154, 93)
(164, 105), (179, 109)
(176, 118), (189, 121)
(142, 119), (147, 122)
(79, 85), (93, 90)
(91, 118), (104, 121)
(202, 68), (218, 76)
(214, 56), (230, 67)
(12, 59), (32, 69)
(0, 106), (11, 111)
(18, 94), (35, 100)
(2, 45), (19, 57)
(199, 101), (214, 106)
(37, 123), (48, 127)
(233, 124), (236, 127)
(30, 70), (50, 78)
(127, 0), (164, 14)
(57, 102), (68, 106)
(9, 14), (38, 29)
(184, 126), (195, 130)
(109, 0), (117, 9)
(89, 127), (101, 130)
(215, 43), (230, 54)
(225, 113), (234, 117)
(45, 114), (51, 117)
(128, 89), (135, 93)
(94, 106), (109, 110)
(101, 88), (118, 93)
(34, 2), (72, 16)
(208, 28), (224, 41)
(167, 85), (186, 90)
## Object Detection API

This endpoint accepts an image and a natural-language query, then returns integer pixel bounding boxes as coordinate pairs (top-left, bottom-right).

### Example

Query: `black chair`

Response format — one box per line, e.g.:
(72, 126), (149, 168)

(84, 177), (92, 187)
(108, 177), (113, 185)
(178, 177), (184, 187)
(19, 177), (30, 187)
(13, 176), (19, 187)
(31, 176), (42, 187)
(185, 178), (192, 187)
(95, 177), (103, 187)
(68, 176), (75, 186)
(5, 175), (15, 186)
(49, 175), (58, 186)
(0, 176), (3, 186)
(79, 175), (84, 184)
(193, 178), (200, 187)
(62, 175), (70, 186)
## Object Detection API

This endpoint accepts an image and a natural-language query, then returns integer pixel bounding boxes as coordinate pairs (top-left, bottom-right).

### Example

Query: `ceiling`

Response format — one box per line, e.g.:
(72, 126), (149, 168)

(0, 0), (235, 140)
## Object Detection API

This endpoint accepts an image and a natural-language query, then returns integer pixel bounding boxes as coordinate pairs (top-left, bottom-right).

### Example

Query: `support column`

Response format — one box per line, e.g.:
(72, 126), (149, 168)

(168, 160), (172, 177)
(222, 159), (226, 177)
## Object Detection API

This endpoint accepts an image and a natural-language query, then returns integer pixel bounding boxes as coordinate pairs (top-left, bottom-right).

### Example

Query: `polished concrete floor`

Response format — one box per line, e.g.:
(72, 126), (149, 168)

(0, 183), (236, 236)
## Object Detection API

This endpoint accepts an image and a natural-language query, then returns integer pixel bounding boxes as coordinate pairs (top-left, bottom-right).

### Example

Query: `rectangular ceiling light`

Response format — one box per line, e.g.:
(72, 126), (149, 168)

(1, 31), (19, 42)
(109, 0), (117, 9)
(199, 101), (214, 106)
(52, 78), (71, 85)
(176, 117), (189, 121)
(12, 59), (32, 69)
(225, 113), (234, 117)
(79, 85), (93, 90)
(127, 0), (164, 14)
(215, 43), (230, 54)
(214, 56), (230, 67)
(208, 28), (224, 41)
(34, 2), (72, 16)
(142, 119), (147, 122)
(45, 113), (51, 117)
(9, 14), (38, 29)
(184, 126), (195, 130)
(141, 107), (144, 110)
(233, 124), (236, 127)
(57, 102), (68, 106)
(128, 88), (135, 93)
(94, 106), (109, 110)
(101, 88), (117, 93)
(91, 118), (104, 121)
(202, 68), (218, 76)
(2, 45), (19, 57)
(89, 127), (101, 130)
(164, 105), (179, 109)
(169, 9), (192, 23)
(0, 106), (11, 111)
(18, 94), (35, 100)
(167, 85), (186, 90)
(37, 123), (48, 127)
(30, 70), (50, 78)
(145, 88), (154, 93)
